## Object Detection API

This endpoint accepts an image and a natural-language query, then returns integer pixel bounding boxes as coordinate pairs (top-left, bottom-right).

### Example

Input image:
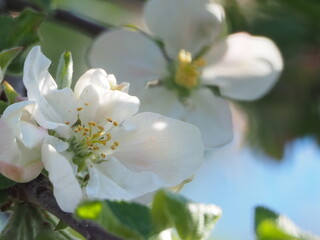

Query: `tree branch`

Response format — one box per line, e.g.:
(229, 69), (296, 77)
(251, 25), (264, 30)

(1, 0), (107, 37)
(8, 175), (123, 240)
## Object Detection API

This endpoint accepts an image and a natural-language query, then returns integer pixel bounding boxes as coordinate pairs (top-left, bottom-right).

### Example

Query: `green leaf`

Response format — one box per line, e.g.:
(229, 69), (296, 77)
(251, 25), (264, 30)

(76, 190), (222, 240)
(54, 220), (68, 231)
(255, 206), (320, 240)
(0, 173), (16, 190)
(0, 9), (45, 75)
(0, 203), (70, 240)
(76, 200), (155, 240)
(0, 47), (22, 82)
(55, 51), (73, 89)
(152, 189), (221, 240)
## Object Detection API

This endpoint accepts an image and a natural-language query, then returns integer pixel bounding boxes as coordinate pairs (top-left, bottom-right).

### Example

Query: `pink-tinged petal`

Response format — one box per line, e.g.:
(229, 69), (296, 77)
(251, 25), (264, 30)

(89, 30), (168, 96)
(181, 88), (233, 148)
(144, 0), (224, 57)
(2, 101), (47, 148)
(0, 101), (46, 182)
(86, 157), (163, 200)
(111, 112), (204, 187)
(42, 137), (82, 212)
(0, 161), (43, 183)
(203, 32), (283, 100)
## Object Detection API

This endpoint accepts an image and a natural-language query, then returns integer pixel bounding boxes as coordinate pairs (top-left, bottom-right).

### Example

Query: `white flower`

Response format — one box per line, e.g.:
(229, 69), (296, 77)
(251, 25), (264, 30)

(88, 0), (283, 147)
(0, 101), (47, 182)
(23, 46), (204, 213)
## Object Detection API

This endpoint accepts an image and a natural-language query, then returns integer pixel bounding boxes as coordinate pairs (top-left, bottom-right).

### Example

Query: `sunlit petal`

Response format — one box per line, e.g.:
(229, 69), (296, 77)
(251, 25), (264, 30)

(111, 112), (204, 186)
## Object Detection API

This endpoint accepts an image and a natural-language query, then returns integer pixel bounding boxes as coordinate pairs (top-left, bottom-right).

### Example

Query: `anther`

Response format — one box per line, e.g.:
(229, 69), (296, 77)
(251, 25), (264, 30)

(77, 107), (83, 112)
(106, 133), (112, 140)
(84, 102), (89, 106)
(111, 145), (116, 150)
(65, 121), (70, 125)
(101, 153), (106, 158)
(114, 141), (119, 147)
(98, 125), (104, 131)
(88, 121), (97, 126)
(113, 121), (119, 127)
(106, 117), (113, 122)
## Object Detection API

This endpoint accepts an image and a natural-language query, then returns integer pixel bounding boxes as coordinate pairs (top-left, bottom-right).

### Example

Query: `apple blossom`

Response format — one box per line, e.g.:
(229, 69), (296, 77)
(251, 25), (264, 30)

(0, 101), (47, 182)
(22, 46), (204, 212)
(89, 0), (283, 147)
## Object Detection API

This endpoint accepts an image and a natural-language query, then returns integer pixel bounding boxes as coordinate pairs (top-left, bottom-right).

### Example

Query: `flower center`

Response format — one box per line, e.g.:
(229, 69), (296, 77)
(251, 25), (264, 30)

(174, 50), (205, 90)
(67, 114), (120, 175)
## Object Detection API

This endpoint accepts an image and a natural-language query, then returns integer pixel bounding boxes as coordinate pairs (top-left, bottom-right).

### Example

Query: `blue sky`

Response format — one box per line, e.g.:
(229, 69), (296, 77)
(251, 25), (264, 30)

(182, 137), (320, 240)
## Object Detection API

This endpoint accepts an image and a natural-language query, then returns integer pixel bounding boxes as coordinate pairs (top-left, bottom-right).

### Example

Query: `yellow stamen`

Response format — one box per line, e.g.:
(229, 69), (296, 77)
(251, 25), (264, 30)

(114, 141), (119, 147)
(106, 117), (113, 122)
(113, 121), (119, 127)
(65, 121), (70, 125)
(77, 107), (83, 112)
(174, 49), (205, 90)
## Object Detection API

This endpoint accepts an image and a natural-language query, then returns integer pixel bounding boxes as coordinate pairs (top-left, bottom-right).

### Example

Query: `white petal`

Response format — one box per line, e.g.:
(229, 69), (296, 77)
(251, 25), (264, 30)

(0, 102), (45, 182)
(144, 0), (224, 57)
(89, 30), (168, 96)
(135, 87), (233, 148)
(42, 137), (82, 212)
(86, 158), (162, 200)
(138, 87), (183, 118)
(23, 46), (78, 132)
(74, 69), (111, 98)
(111, 112), (204, 186)
(182, 88), (233, 148)
(23, 46), (57, 97)
(77, 85), (140, 126)
(203, 32), (283, 100)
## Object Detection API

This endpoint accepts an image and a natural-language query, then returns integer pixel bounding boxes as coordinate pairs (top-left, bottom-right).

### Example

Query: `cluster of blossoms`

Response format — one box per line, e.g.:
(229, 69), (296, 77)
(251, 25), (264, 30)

(0, 46), (204, 212)
(89, 0), (283, 147)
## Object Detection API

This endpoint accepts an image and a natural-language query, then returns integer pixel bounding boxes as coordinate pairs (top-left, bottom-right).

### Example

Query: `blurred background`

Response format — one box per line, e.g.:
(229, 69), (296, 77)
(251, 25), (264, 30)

(2, 0), (320, 239)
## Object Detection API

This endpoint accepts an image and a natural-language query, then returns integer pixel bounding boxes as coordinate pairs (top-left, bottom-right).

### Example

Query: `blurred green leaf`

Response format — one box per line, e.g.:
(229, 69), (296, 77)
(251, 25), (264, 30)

(0, 47), (22, 82)
(54, 220), (68, 231)
(55, 51), (73, 89)
(255, 206), (320, 240)
(0, 100), (9, 114)
(0, 173), (16, 190)
(152, 189), (221, 240)
(0, 9), (45, 75)
(0, 203), (70, 240)
(76, 190), (222, 240)
(76, 200), (155, 240)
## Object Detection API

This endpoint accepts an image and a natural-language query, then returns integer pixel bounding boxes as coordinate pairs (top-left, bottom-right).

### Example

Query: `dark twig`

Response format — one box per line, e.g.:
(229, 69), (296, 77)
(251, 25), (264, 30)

(2, 0), (107, 37)
(53, 9), (106, 37)
(9, 175), (123, 240)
